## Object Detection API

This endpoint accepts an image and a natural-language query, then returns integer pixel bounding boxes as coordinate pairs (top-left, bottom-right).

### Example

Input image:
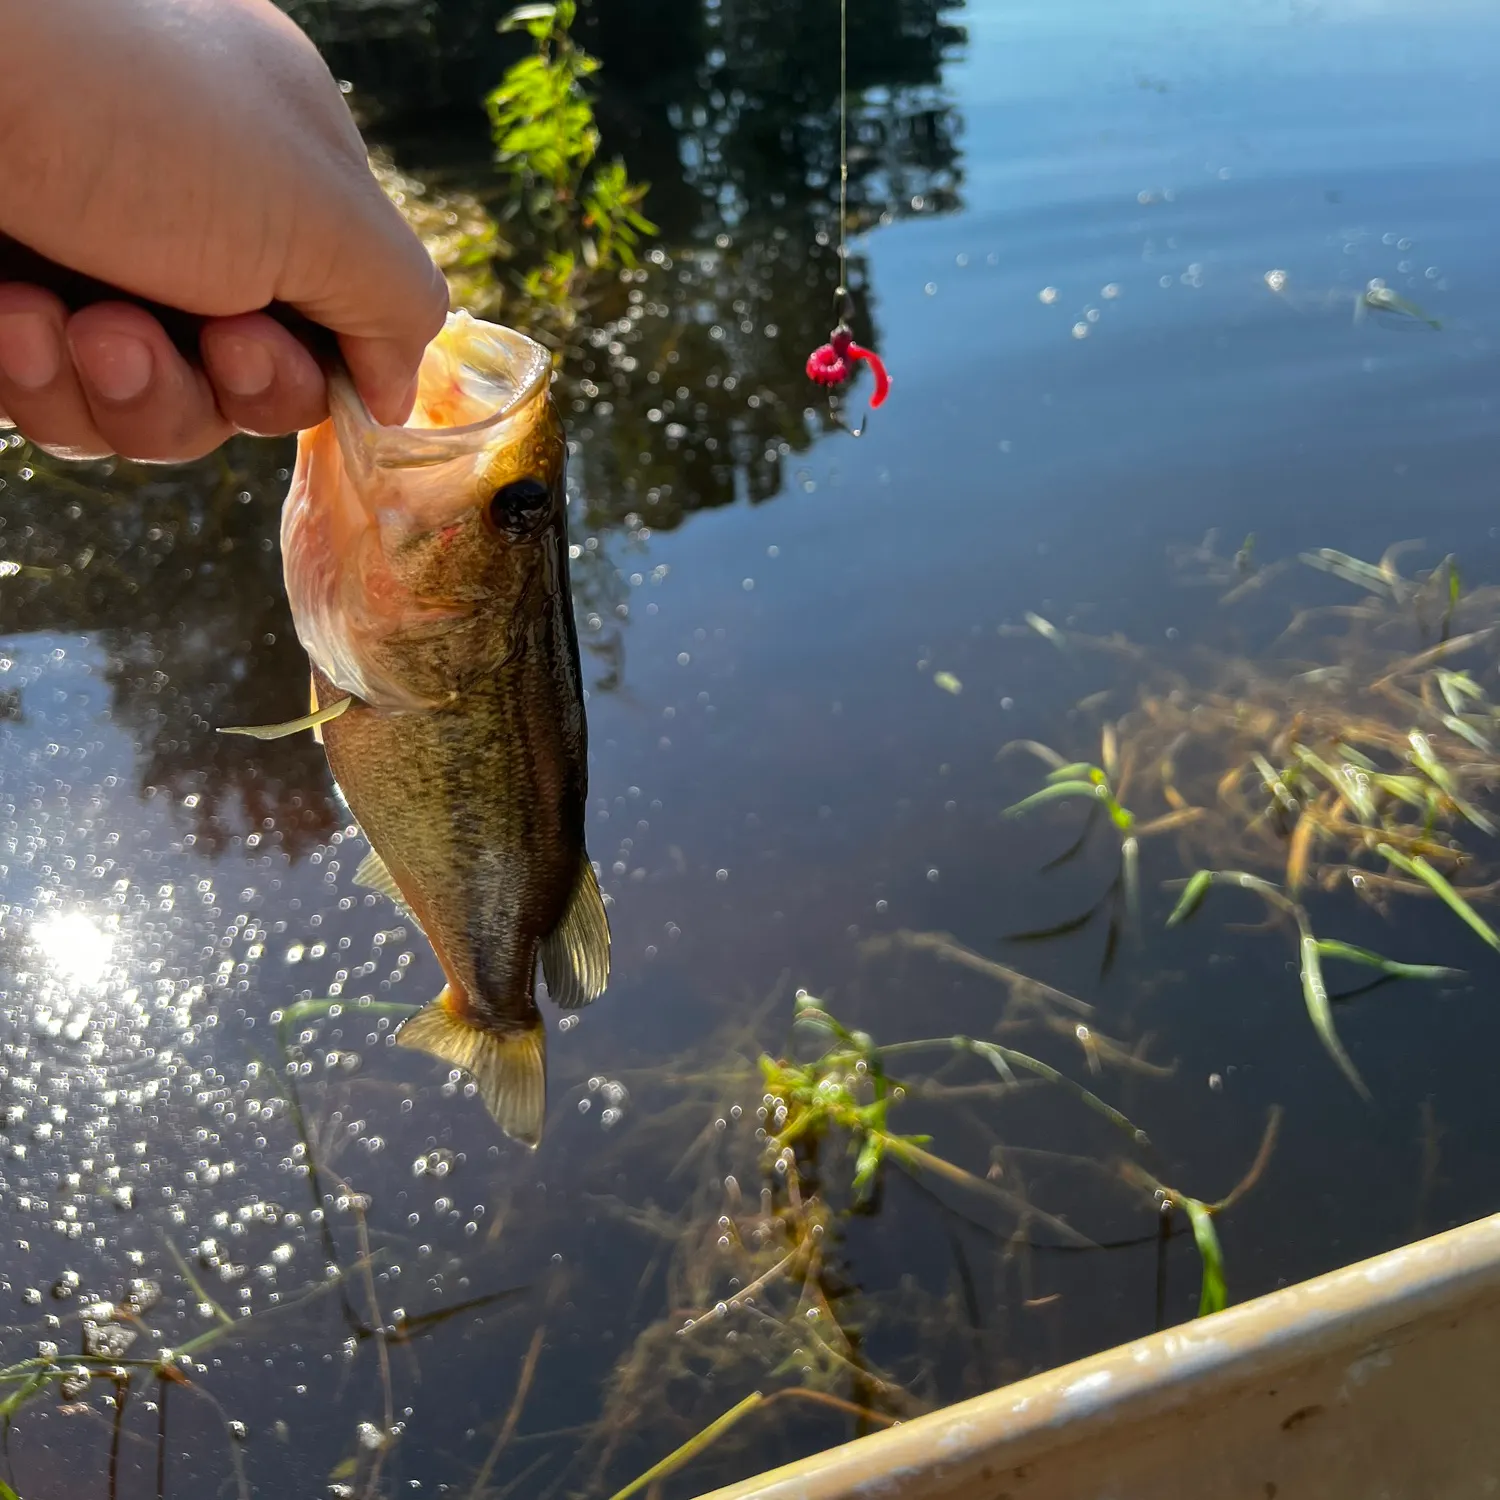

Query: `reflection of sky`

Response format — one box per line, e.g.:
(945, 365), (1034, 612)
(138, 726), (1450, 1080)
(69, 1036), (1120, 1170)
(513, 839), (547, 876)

(965, 0), (1500, 122)
(829, 0), (1500, 603)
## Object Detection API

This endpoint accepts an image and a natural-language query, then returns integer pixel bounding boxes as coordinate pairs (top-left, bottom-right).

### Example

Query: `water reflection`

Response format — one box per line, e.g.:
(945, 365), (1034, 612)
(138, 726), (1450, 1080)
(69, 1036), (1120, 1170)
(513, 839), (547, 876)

(0, 446), (340, 847)
(326, 0), (967, 528)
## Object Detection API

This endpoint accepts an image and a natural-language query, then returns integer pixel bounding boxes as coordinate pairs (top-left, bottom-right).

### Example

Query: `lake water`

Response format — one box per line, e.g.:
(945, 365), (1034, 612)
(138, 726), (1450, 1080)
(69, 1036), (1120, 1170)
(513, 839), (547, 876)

(3, 0), (1500, 1494)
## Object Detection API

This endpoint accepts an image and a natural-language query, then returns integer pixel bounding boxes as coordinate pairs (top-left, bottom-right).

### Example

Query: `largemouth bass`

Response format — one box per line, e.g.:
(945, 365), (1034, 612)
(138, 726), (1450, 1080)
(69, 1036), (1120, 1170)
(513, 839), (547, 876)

(256, 311), (610, 1147)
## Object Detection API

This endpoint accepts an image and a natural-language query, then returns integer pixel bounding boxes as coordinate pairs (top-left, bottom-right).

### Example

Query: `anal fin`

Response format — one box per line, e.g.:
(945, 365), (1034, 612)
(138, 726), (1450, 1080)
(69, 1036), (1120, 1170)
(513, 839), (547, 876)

(540, 855), (611, 1010)
(353, 848), (415, 919)
(396, 992), (546, 1148)
(218, 695), (352, 741)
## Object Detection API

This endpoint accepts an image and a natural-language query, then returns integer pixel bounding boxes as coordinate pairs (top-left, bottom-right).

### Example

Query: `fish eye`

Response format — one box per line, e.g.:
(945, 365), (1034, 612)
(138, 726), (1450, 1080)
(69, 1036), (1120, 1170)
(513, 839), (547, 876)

(485, 477), (552, 536)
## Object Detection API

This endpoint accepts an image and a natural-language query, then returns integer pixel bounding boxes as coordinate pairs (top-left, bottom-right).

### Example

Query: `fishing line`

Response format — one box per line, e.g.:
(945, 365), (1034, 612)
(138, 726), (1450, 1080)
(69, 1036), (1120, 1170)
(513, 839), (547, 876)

(804, 0), (890, 426)
(837, 0), (848, 308)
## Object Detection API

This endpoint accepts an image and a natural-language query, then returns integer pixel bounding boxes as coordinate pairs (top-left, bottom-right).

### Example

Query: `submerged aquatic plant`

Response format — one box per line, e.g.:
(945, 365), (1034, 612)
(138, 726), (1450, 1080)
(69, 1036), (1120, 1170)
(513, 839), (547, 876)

(1164, 869), (1457, 1100)
(1006, 536), (1500, 1102)
(584, 969), (1266, 1499)
(998, 727), (1145, 966)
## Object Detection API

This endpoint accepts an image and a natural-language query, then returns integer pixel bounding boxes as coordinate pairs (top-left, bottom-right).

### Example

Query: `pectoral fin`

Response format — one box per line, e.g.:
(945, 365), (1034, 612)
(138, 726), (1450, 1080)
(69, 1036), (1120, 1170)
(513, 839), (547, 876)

(396, 992), (546, 1148)
(218, 696), (352, 741)
(539, 856), (611, 1010)
(310, 675), (327, 745)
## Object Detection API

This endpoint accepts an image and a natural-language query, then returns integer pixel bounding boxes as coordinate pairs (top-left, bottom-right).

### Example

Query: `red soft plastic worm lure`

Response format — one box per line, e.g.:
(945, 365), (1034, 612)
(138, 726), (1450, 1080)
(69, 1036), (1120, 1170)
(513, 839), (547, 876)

(805, 325), (890, 408)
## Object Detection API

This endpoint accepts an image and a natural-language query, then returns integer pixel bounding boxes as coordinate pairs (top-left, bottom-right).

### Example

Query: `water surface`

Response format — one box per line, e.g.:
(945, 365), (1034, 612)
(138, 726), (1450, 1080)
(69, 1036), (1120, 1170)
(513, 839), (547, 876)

(3, 0), (1500, 1493)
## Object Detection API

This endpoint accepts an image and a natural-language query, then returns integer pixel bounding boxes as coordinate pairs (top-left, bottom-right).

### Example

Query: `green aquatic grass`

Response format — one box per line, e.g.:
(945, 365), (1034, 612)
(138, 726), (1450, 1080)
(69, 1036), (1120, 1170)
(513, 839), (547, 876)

(1295, 923), (1368, 1101)
(1377, 843), (1500, 951)
(1251, 752), (1299, 817)
(876, 1032), (1149, 1146)
(1002, 780), (1102, 816)
(1162, 869), (1456, 1100)
(1181, 1198), (1227, 1317)
(1300, 547), (1397, 598)
(1023, 611), (1067, 650)
(1004, 754), (1135, 833)
(1313, 939), (1463, 982)
(591, 973), (1236, 1494)
(605, 1390), (765, 1500)
(612, 531), (1500, 1491)
(1126, 1110), (1280, 1323)
(1406, 730), (1496, 835)
(1046, 761), (1100, 784)
(1437, 668), (1486, 715)
(1166, 869), (1214, 927)
(1441, 714), (1493, 753)
(1292, 743), (1376, 823)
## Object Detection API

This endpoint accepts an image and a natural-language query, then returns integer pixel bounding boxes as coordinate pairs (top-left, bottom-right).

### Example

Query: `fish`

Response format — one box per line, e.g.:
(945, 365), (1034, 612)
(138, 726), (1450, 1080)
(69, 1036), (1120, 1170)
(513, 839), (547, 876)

(248, 310), (610, 1147)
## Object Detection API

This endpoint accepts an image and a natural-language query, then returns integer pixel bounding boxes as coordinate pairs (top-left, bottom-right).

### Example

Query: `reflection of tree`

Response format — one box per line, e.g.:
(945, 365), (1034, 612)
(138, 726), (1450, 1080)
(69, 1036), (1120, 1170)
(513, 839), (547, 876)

(556, 0), (966, 527)
(585, 0), (964, 237)
(0, 444), (339, 856)
(292, 0), (966, 244)
(298, 0), (966, 528)
(564, 240), (873, 534)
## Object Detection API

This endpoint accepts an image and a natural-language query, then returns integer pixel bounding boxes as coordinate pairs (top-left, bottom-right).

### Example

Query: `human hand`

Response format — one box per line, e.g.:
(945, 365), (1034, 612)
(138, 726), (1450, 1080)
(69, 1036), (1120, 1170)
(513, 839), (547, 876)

(0, 0), (449, 463)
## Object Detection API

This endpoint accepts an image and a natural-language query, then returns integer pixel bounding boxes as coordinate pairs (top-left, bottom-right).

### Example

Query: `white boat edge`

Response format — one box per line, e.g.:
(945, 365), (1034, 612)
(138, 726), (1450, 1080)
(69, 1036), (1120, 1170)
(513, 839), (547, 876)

(697, 1210), (1500, 1499)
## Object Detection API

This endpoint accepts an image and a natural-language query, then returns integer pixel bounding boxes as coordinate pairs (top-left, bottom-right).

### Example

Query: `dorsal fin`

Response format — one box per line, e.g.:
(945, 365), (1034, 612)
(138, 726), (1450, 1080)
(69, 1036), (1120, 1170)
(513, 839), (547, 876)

(539, 856), (611, 1010)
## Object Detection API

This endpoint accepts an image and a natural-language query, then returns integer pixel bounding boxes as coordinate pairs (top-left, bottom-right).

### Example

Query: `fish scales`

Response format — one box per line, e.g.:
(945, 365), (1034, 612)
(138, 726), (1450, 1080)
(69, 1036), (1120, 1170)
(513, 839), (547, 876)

(314, 565), (585, 1027)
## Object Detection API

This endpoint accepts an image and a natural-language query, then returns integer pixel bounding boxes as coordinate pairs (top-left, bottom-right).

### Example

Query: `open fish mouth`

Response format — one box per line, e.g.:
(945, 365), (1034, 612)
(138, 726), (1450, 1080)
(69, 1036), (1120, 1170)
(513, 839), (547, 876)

(327, 311), (555, 472)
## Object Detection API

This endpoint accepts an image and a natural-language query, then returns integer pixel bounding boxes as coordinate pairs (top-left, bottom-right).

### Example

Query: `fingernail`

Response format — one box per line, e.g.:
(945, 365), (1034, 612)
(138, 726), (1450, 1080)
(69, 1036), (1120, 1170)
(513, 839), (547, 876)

(0, 313), (60, 390)
(76, 331), (153, 404)
(210, 335), (276, 398)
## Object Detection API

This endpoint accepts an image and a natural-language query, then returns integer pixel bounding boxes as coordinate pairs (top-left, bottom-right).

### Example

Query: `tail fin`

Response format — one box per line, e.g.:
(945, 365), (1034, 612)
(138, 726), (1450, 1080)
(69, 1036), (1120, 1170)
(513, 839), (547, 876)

(396, 990), (546, 1147)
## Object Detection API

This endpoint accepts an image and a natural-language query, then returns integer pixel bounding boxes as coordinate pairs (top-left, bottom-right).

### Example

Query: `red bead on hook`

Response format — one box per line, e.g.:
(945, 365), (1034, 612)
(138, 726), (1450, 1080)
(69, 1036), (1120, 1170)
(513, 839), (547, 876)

(805, 325), (890, 408)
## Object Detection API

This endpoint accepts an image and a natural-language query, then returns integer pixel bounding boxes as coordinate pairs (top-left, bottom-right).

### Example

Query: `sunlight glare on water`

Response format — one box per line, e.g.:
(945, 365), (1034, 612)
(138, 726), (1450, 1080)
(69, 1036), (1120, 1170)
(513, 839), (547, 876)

(28, 909), (115, 992)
